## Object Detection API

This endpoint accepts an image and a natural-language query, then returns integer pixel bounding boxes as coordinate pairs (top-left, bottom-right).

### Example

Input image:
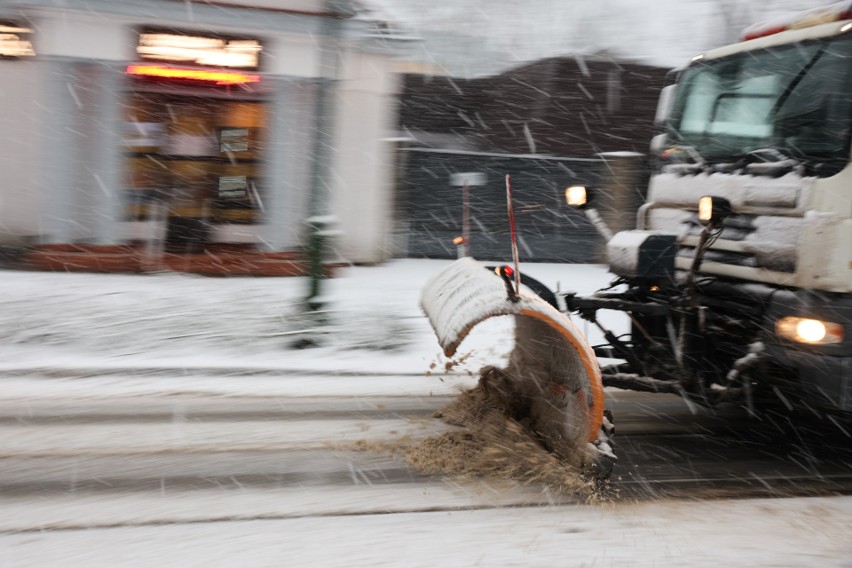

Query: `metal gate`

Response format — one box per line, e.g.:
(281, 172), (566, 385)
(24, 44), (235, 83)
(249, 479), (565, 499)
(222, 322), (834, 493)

(399, 148), (607, 263)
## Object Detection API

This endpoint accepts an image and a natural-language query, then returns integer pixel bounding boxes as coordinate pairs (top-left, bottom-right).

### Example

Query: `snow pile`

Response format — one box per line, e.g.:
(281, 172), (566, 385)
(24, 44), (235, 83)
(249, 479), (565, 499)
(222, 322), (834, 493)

(404, 365), (596, 498)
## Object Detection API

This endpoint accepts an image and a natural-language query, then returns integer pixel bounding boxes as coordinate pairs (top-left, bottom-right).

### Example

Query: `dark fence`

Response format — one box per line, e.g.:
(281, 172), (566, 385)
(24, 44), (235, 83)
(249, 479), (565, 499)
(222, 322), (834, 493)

(398, 148), (607, 263)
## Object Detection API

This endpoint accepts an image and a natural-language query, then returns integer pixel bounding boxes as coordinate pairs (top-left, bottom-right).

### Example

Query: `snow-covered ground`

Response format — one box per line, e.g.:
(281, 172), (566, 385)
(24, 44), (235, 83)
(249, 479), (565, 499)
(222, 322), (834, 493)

(0, 259), (618, 377)
(1, 258), (851, 567)
(6, 496), (852, 567)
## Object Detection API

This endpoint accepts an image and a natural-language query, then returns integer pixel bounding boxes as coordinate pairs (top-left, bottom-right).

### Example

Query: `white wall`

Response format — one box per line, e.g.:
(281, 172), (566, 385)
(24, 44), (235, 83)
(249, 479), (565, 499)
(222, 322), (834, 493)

(189, 0), (327, 13)
(331, 51), (401, 263)
(0, 61), (43, 244)
(264, 33), (320, 77)
(34, 12), (133, 61)
(0, 3), (403, 260)
(34, 6), (322, 77)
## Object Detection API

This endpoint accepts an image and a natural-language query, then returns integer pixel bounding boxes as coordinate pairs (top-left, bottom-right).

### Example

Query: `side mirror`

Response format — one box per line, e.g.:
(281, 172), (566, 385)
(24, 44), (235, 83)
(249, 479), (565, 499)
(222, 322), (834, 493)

(650, 133), (668, 154)
(655, 84), (677, 125)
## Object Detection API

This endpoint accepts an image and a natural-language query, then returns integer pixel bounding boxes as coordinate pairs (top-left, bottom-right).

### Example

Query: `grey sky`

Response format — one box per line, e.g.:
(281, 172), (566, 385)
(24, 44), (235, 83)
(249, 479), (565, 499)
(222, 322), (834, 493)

(361, 0), (836, 74)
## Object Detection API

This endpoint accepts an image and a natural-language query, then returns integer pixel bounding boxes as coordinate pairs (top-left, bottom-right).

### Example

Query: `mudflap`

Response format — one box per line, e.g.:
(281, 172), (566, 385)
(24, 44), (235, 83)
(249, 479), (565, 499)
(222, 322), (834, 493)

(420, 257), (616, 478)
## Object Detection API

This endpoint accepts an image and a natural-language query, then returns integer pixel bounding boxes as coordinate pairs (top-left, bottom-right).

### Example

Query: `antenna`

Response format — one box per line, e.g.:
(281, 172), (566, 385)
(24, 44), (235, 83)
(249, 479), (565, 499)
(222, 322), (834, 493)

(505, 174), (521, 297)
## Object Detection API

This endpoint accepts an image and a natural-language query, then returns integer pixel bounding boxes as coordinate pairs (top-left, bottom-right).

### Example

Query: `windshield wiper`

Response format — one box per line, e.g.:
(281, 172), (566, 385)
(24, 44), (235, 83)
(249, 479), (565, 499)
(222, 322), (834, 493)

(771, 45), (828, 119)
(739, 146), (802, 176)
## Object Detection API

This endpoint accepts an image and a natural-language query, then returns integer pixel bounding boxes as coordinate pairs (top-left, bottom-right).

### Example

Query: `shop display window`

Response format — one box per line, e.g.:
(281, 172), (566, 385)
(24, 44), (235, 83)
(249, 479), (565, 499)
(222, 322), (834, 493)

(121, 93), (265, 236)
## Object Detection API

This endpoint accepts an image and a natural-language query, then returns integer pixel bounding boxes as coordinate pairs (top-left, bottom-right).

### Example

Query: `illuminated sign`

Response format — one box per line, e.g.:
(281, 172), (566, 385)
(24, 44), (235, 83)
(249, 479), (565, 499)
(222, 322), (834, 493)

(125, 64), (260, 85)
(137, 32), (261, 69)
(0, 23), (35, 58)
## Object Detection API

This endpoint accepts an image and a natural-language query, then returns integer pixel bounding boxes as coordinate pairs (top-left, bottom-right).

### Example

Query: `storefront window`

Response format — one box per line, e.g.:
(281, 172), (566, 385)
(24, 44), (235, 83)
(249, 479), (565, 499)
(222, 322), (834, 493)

(122, 27), (265, 251)
(122, 93), (265, 249)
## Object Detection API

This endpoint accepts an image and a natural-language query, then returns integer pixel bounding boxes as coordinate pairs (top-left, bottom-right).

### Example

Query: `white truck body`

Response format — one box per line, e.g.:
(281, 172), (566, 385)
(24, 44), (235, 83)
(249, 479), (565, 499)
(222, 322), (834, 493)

(564, 5), (852, 415)
(646, 16), (852, 295)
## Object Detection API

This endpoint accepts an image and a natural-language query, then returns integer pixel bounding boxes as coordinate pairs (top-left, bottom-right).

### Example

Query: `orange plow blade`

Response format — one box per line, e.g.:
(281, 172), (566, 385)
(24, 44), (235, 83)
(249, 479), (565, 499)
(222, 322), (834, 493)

(420, 257), (615, 474)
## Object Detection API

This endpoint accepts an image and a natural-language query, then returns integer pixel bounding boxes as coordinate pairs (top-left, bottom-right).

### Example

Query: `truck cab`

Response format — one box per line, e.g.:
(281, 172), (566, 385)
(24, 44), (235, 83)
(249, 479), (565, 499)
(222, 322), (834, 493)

(567, 3), (852, 416)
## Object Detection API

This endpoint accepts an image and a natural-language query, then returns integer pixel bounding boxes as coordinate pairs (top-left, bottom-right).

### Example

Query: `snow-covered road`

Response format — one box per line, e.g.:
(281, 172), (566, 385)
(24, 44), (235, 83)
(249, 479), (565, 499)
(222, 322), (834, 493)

(4, 494), (852, 568)
(1, 370), (852, 568)
(1, 260), (851, 566)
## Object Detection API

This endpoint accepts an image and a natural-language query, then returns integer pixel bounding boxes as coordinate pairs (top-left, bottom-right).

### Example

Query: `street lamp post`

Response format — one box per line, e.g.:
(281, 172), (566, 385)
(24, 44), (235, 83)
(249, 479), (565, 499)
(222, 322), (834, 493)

(304, 1), (348, 313)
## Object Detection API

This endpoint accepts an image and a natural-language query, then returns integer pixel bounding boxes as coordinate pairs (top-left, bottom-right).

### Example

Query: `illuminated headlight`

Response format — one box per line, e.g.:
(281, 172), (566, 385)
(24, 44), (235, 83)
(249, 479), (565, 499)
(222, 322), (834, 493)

(776, 317), (844, 345)
(698, 195), (732, 224)
(565, 185), (588, 207)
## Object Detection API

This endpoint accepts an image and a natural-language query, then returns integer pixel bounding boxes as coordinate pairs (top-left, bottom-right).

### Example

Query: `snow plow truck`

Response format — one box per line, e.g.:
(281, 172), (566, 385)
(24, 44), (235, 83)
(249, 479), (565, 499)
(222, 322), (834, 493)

(420, 2), (852, 475)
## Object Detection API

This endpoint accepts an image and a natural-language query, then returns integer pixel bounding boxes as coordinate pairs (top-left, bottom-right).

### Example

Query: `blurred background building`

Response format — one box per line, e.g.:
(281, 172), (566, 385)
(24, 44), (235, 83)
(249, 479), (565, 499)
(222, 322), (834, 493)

(0, 0), (838, 271)
(0, 0), (409, 274)
(395, 57), (669, 262)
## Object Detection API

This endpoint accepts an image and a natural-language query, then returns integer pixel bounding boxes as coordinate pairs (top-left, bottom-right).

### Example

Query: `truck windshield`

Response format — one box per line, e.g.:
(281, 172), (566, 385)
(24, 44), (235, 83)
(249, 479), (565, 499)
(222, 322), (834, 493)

(667, 34), (852, 174)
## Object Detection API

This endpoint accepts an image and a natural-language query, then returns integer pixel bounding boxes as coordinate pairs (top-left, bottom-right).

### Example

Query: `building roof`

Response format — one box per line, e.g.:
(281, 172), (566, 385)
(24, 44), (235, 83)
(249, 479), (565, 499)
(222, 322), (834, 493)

(401, 55), (669, 158)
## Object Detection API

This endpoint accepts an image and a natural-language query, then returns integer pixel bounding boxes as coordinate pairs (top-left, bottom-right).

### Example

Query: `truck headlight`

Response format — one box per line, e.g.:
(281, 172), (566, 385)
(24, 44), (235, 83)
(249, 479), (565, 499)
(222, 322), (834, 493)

(698, 195), (732, 224)
(565, 185), (587, 207)
(776, 317), (844, 345)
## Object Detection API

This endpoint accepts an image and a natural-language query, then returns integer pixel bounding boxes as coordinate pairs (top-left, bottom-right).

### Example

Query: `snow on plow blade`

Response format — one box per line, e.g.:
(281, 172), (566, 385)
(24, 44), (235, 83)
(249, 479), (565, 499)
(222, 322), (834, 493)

(420, 257), (615, 475)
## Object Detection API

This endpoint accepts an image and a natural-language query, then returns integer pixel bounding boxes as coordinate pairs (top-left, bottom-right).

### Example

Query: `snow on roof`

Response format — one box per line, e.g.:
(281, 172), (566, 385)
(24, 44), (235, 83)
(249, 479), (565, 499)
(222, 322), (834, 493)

(742, 0), (852, 40)
(352, 0), (843, 76)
